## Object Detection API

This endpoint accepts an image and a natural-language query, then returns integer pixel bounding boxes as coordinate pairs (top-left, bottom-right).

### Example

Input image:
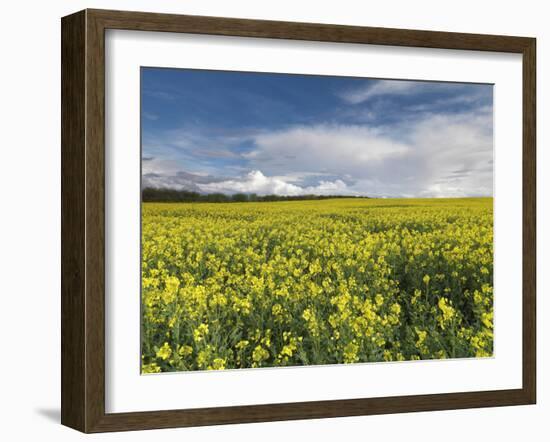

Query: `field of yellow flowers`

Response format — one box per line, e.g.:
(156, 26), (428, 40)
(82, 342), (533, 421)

(141, 198), (493, 373)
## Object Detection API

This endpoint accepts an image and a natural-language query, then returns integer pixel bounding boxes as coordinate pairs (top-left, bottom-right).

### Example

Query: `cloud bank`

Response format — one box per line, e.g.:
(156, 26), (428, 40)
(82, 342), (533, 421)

(143, 109), (492, 198)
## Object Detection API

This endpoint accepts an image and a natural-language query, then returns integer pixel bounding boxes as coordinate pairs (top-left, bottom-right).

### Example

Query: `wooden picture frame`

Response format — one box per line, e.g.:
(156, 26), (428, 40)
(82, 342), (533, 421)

(61, 8), (536, 433)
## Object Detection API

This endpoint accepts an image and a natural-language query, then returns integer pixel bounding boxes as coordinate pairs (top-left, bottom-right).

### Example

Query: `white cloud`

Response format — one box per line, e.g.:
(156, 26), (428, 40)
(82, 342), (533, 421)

(240, 110), (492, 198)
(340, 80), (424, 104)
(197, 170), (350, 196)
(142, 157), (183, 176)
(143, 109), (493, 198)
(407, 111), (493, 197)
(246, 124), (410, 174)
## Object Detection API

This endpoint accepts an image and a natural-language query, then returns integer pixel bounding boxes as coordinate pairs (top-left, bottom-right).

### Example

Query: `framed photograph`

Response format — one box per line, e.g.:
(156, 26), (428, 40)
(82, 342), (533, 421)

(61, 9), (536, 433)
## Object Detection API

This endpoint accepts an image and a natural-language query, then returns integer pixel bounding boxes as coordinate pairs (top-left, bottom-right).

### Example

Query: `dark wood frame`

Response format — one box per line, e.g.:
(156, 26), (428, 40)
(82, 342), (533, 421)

(61, 8), (536, 433)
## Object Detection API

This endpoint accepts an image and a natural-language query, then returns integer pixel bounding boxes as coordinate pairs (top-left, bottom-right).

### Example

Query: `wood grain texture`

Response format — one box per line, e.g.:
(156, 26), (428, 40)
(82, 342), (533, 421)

(60, 8), (537, 433)
(61, 10), (86, 431)
(84, 9), (107, 432)
(522, 38), (537, 404)
(89, 8), (532, 52)
(90, 389), (530, 433)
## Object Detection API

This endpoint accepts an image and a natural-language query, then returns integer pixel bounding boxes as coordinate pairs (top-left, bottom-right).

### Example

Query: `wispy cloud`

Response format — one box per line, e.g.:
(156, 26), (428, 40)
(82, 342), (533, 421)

(142, 111), (159, 121)
(404, 92), (492, 112)
(143, 90), (176, 100)
(339, 79), (492, 112)
(340, 80), (425, 104)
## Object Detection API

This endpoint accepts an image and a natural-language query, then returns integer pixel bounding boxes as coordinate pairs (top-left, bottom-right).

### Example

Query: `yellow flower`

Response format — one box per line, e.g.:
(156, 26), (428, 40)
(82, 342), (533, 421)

(193, 323), (209, 342)
(142, 362), (161, 373)
(272, 303), (283, 316)
(141, 197), (494, 370)
(156, 342), (172, 360)
(481, 312), (493, 329)
(235, 340), (249, 351)
(343, 341), (359, 363)
(438, 297), (455, 329)
(390, 303), (401, 315)
(209, 358), (226, 370)
(415, 328), (427, 345)
(252, 345), (269, 363)
(178, 345), (193, 357)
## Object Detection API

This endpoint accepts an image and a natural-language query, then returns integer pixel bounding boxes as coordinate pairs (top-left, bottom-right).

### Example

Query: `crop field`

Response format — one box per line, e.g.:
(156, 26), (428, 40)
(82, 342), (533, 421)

(141, 198), (493, 373)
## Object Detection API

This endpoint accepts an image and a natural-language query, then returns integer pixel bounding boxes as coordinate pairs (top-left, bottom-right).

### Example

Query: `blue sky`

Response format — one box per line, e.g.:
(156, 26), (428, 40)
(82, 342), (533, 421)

(141, 67), (493, 198)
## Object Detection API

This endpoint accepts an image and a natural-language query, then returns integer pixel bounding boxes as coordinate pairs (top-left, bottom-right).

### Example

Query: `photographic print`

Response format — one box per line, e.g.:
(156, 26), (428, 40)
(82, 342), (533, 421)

(140, 68), (494, 373)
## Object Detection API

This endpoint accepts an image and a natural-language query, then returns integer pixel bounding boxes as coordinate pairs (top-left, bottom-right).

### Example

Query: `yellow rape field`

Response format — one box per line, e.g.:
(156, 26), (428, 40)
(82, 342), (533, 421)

(141, 197), (493, 373)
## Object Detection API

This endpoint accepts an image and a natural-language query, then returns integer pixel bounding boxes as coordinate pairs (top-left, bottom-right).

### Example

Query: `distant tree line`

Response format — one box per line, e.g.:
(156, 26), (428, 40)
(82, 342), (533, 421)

(142, 187), (369, 203)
